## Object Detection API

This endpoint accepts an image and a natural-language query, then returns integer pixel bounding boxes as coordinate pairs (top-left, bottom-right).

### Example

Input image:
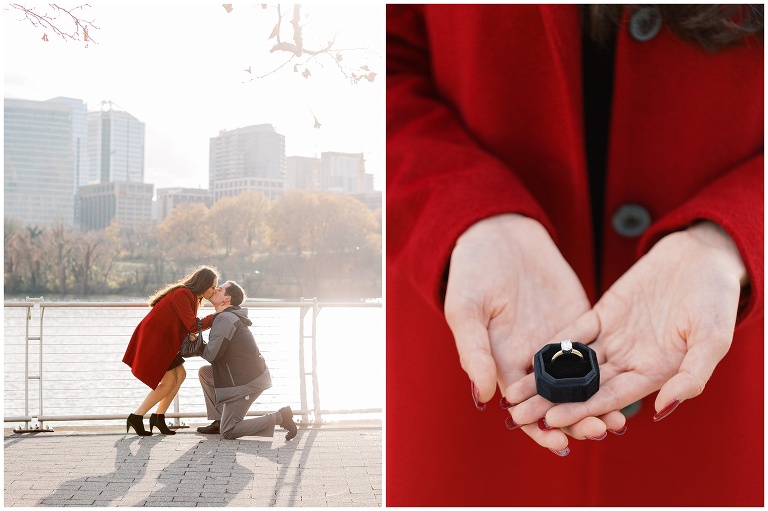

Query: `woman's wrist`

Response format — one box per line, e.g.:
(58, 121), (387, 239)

(683, 220), (748, 287)
(456, 213), (546, 246)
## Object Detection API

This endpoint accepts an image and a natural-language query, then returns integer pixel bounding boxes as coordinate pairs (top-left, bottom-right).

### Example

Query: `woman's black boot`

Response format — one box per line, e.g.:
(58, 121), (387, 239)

(127, 413), (152, 436)
(149, 413), (176, 435)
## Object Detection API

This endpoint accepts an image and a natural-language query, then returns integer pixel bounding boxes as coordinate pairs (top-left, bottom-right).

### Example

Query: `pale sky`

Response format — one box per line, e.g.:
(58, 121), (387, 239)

(3, 2), (385, 192)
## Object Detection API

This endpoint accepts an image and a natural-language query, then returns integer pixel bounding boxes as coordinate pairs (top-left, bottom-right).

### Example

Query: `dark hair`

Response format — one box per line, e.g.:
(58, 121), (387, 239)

(224, 281), (246, 307)
(586, 4), (764, 51)
(148, 265), (220, 307)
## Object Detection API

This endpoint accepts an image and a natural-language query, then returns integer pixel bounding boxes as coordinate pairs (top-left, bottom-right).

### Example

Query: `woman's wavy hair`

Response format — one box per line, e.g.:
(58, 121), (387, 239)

(148, 265), (220, 307)
(586, 4), (763, 51)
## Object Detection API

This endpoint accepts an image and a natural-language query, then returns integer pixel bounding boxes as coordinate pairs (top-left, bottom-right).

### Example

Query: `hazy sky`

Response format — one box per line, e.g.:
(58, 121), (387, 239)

(4, 3), (385, 192)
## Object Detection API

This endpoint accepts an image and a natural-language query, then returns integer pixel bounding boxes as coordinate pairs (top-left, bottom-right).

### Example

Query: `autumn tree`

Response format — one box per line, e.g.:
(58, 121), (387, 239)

(157, 202), (213, 274)
(70, 229), (101, 295)
(4, 193), (380, 299)
(205, 190), (271, 284)
(267, 190), (318, 253)
(4, 218), (27, 294)
(208, 196), (241, 258)
(236, 190), (270, 252)
(46, 221), (82, 293)
(266, 191), (317, 294)
(129, 221), (172, 294)
(315, 194), (376, 254)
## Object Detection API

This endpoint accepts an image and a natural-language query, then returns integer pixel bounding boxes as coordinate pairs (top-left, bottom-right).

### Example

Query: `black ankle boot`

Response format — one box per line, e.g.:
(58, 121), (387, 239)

(149, 413), (176, 435)
(127, 413), (152, 436)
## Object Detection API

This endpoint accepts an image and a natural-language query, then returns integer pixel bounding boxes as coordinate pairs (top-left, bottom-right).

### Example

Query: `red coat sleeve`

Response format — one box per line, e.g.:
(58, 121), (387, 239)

(169, 288), (214, 332)
(387, 5), (557, 311)
(169, 288), (202, 333)
(639, 153), (764, 325)
(167, 288), (213, 331)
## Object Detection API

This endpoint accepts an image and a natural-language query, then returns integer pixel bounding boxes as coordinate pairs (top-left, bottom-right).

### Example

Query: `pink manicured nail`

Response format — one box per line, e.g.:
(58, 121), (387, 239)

(471, 381), (486, 411)
(537, 417), (551, 431)
(500, 397), (517, 409)
(608, 425), (627, 435)
(585, 432), (608, 441)
(653, 398), (680, 422)
(549, 447), (570, 457)
(505, 416), (522, 430)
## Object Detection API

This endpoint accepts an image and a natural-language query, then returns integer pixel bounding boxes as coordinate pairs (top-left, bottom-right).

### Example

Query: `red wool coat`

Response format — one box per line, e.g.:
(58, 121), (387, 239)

(387, 5), (763, 507)
(123, 288), (213, 389)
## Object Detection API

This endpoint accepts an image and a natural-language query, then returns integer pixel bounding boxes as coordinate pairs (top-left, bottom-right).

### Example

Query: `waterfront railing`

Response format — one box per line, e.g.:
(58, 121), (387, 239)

(4, 297), (382, 432)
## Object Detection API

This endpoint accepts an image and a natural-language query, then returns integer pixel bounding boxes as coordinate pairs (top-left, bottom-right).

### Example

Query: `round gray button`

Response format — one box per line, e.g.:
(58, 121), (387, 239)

(629, 6), (662, 42)
(612, 204), (651, 237)
(620, 400), (643, 418)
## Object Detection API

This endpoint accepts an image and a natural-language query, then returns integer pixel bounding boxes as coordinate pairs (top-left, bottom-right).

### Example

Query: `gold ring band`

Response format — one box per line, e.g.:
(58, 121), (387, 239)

(550, 339), (584, 362)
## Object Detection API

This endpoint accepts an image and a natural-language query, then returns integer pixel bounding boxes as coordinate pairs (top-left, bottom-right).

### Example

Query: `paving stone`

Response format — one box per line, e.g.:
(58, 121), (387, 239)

(5, 422), (381, 507)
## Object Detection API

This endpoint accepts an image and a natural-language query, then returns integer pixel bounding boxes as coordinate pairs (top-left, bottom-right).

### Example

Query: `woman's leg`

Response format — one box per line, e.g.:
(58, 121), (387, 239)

(134, 369), (178, 416)
(156, 364), (186, 414)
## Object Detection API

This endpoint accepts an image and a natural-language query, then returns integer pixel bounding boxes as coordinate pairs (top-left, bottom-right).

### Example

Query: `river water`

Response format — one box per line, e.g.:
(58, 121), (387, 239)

(3, 300), (383, 427)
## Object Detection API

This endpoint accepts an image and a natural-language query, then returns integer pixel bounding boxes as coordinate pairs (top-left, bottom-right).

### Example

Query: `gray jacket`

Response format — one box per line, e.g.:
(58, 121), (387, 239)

(202, 306), (270, 405)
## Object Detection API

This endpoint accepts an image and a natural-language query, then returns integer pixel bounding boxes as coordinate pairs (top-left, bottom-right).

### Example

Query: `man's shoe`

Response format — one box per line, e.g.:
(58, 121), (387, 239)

(196, 420), (220, 434)
(279, 406), (297, 441)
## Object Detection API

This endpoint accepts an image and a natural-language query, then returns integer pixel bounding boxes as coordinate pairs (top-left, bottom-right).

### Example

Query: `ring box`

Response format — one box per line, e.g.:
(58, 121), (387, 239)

(534, 342), (599, 403)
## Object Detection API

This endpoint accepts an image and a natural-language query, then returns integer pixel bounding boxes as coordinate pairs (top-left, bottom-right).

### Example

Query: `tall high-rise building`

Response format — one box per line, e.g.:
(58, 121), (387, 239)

(286, 156), (320, 192)
(4, 97), (89, 226)
(209, 124), (285, 201)
(88, 101), (145, 183)
(320, 152), (372, 194)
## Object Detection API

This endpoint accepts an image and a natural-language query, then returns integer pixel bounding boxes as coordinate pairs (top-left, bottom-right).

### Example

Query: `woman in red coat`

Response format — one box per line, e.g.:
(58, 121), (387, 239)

(123, 266), (219, 435)
(387, 5), (762, 507)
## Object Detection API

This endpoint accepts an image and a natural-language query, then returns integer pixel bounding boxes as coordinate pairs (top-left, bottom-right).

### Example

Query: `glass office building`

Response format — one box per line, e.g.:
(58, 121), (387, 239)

(4, 97), (88, 226)
(209, 124), (286, 201)
(88, 102), (145, 184)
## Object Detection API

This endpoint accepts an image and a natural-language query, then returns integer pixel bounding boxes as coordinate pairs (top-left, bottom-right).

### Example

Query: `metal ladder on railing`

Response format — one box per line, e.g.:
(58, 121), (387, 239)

(15, 297), (53, 433)
(298, 297), (322, 423)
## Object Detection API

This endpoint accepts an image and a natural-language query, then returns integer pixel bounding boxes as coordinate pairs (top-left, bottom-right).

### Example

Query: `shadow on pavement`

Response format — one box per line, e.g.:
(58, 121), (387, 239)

(38, 435), (160, 506)
(36, 431), (295, 506)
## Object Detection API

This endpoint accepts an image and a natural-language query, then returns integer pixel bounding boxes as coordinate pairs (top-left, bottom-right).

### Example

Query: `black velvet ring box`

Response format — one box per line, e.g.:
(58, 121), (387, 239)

(534, 342), (600, 403)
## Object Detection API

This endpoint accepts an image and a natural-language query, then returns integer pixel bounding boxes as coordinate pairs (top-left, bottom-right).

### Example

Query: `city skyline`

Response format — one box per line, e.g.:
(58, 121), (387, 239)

(3, 3), (385, 192)
(6, 95), (379, 227)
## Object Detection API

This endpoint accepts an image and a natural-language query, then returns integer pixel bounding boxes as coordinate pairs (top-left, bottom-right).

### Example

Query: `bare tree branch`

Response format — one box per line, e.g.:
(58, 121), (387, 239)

(8, 3), (99, 45)
(246, 4), (377, 84)
(249, 54), (295, 81)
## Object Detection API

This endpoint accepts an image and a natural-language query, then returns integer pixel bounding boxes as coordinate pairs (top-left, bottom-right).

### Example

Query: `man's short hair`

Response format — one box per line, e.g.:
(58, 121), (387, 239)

(224, 280), (246, 306)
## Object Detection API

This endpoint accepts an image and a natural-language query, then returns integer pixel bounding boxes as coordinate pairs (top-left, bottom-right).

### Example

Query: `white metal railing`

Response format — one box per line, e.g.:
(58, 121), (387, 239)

(4, 297), (382, 432)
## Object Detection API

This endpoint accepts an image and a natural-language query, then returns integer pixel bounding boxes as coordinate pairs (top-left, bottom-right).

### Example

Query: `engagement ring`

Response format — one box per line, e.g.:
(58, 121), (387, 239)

(550, 339), (583, 362)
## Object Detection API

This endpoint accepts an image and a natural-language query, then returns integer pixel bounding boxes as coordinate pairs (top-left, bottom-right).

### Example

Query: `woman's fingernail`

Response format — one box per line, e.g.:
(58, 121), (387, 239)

(505, 416), (522, 430)
(585, 432), (608, 441)
(653, 398), (681, 422)
(549, 447), (570, 457)
(500, 397), (517, 409)
(471, 381), (486, 411)
(608, 425), (628, 435)
(537, 417), (551, 431)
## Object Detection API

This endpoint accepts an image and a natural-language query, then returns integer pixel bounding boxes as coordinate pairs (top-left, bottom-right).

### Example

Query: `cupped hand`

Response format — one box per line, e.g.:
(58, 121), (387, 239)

(511, 221), (747, 435)
(444, 214), (601, 447)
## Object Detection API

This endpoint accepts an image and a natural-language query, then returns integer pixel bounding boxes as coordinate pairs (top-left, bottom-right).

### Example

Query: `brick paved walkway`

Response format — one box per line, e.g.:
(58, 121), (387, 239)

(4, 421), (381, 507)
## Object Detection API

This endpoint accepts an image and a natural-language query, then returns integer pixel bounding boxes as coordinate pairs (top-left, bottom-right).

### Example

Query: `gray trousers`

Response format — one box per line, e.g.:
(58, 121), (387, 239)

(198, 365), (279, 440)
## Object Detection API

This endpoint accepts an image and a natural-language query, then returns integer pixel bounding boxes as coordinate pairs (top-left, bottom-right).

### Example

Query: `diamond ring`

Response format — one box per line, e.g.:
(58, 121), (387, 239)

(550, 339), (584, 362)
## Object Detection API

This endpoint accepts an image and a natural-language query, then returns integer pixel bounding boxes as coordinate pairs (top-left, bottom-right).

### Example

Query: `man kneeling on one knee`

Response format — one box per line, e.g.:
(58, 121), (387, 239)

(196, 280), (298, 440)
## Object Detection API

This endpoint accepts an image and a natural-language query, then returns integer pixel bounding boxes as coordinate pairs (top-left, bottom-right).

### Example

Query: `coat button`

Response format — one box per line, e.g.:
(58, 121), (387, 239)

(612, 204), (651, 237)
(629, 6), (662, 42)
(620, 400), (643, 418)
